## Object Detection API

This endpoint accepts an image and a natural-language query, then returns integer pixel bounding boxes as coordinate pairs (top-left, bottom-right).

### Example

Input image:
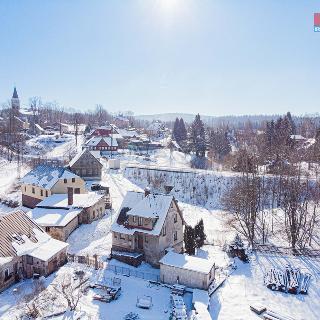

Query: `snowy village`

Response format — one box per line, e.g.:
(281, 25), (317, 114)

(0, 1), (319, 320)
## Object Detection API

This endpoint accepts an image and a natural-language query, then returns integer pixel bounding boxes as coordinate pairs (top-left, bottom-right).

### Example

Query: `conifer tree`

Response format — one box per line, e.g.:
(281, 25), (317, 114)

(184, 225), (196, 255)
(190, 114), (206, 157)
(194, 219), (206, 248)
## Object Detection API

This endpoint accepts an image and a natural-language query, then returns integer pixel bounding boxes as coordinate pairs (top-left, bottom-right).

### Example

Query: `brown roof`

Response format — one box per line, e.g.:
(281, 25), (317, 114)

(0, 211), (44, 257)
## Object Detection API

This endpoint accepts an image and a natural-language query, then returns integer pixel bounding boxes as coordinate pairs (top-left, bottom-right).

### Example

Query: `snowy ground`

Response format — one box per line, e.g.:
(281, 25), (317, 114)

(211, 253), (320, 320)
(0, 263), (192, 320)
(116, 148), (192, 169)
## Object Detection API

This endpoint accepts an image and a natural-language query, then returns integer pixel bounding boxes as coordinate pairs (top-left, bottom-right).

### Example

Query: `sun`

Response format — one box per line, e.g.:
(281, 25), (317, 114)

(157, 0), (180, 13)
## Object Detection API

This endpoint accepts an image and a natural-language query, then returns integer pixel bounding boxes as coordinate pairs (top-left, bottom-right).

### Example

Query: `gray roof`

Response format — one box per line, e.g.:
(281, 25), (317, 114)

(0, 210), (43, 257)
(22, 164), (80, 189)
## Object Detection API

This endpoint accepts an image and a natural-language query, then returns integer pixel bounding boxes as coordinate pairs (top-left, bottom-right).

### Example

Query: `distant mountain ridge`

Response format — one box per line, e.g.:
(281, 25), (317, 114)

(134, 112), (282, 124)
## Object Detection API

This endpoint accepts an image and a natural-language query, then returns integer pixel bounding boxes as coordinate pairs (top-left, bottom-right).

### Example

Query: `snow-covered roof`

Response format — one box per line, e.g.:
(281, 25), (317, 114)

(35, 123), (45, 132)
(36, 193), (104, 209)
(111, 191), (174, 236)
(128, 193), (173, 219)
(290, 134), (306, 141)
(115, 116), (129, 122)
(95, 125), (112, 130)
(0, 210), (67, 260)
(12, 228), (68, 261)
(28, 207), (82, 227)
(117, 129), (139, 138)
(147, 121), (164, 131)
(159, 251), (214, 274)
(85, 136), (118, 147)
(22, 165), (80, 189)
(69, 149), (102, 167)
(0, 256), (13, 266)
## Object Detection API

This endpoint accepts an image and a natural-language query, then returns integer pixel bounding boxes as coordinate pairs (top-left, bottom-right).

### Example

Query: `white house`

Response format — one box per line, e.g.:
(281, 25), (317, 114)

(159, 251), (215, 290)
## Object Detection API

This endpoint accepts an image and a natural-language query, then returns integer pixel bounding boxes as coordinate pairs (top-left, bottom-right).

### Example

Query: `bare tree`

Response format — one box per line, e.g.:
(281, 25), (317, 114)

(52, 272), (87, 311)
(222, 171), (264, 247)
(280, 173), (318, 249)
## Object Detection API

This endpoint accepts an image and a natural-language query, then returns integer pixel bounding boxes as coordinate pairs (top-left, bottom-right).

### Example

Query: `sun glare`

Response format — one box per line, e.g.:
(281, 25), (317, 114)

(157, 0), (180, 13)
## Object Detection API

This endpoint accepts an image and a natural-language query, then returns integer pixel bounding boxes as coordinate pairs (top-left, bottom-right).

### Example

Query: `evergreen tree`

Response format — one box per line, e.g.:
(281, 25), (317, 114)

(179, 118), (187, 141)
(194, 219), (206, 248)
(172, 118), (180, 141)
(190, 114), (206, 157)
(184, 225), (196, 255)
(286, 111), (296, 135)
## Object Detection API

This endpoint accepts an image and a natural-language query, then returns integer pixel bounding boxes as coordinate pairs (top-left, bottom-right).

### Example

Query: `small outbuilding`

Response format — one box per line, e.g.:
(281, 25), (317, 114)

(159, 251), (215, 290)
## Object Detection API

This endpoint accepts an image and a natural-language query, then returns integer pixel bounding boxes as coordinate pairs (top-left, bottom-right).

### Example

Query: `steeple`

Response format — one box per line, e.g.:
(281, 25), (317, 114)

(12, 87), (19, 99)
(11, 87), (20, 110)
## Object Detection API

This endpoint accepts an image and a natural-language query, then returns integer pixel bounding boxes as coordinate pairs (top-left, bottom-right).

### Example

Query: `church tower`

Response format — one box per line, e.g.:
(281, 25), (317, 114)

(11, 87), (20, 111)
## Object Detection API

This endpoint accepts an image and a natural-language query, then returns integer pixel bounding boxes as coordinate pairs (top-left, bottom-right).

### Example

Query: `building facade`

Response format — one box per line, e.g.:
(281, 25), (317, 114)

(68, 149), (103, 180)
(21, 165), (86, 208)
(111, 191), (184, 267)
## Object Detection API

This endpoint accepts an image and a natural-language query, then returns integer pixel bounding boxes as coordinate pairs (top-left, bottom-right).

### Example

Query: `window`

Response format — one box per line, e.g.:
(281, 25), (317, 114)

(46, 190), (48, 197)
(75, 188), (80, 194)
(45, 227), (50, 232)
(40, 189), (43, 197)
(32, 187), (35, 194)
(26, 256), (33, 265)
(24, 186), (26, 192)
(174, 231), (178, 241)
(120, 233), (125, 240)
(174, 213), (177, 223)
(64, 179), (67, 184)
(114, 233), (118, 239)
(93, 210), (95, 219)
(72, 178), (75, 183)
(138, 217), (143, 226)
(145, 236), (148, 243)
(4, 268), (10, 280)
(133, 216), (136, 223)
(162, 225), (166, 236)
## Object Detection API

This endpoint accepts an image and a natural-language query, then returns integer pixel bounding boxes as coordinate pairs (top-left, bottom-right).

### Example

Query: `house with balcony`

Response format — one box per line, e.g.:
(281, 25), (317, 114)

(111, 190), (184, 267)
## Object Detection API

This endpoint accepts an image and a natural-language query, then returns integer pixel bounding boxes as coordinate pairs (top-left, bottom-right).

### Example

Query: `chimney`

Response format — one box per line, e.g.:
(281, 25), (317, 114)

(67, 187), (74, 206)
(144, 187), (151, 197)
(164, 185), (173, 195)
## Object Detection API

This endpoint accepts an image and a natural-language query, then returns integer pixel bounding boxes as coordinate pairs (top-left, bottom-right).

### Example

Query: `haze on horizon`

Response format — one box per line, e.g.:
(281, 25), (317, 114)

(0, 0), (319, 116)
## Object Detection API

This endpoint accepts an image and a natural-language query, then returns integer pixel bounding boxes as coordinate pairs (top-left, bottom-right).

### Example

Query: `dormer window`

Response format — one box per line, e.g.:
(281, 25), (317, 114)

(138, 217), (143, 226)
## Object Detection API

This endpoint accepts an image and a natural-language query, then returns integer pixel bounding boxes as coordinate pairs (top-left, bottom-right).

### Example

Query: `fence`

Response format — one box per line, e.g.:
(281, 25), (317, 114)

(67, 253), (105, 269)
(106, 264), (160, 282)
(67, 253), (160, 282)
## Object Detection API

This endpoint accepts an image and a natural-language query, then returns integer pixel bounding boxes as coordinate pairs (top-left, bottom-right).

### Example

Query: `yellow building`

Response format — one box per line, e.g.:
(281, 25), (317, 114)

(21, 164), (86, 208)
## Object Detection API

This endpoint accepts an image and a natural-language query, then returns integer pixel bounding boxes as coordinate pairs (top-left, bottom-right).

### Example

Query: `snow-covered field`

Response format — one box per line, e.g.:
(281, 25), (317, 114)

(211, 253), (320, 320)
(25, 134), (83, 159)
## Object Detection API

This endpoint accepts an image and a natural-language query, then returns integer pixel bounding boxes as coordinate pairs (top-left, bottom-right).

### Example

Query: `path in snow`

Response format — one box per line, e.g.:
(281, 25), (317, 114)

(67, 168), (142, 257)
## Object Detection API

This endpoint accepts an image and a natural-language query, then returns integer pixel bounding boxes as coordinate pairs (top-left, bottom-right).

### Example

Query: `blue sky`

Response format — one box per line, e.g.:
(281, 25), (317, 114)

(0, 0), (319, 116)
